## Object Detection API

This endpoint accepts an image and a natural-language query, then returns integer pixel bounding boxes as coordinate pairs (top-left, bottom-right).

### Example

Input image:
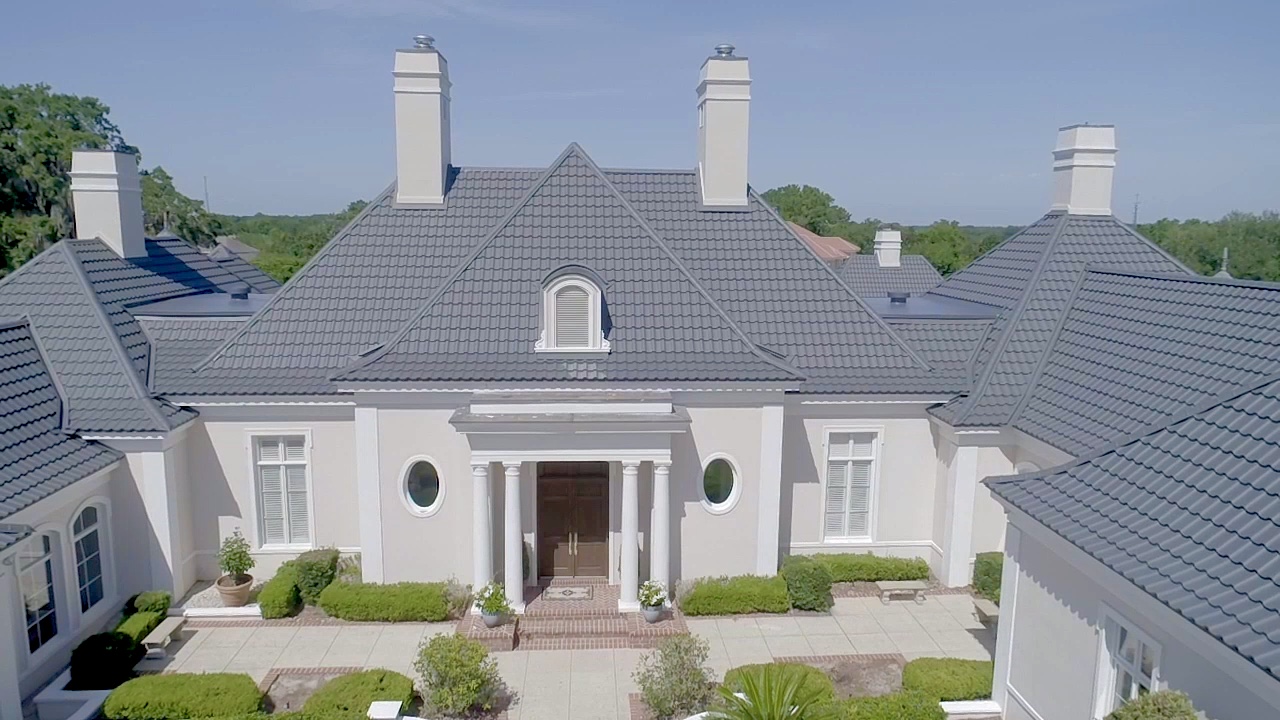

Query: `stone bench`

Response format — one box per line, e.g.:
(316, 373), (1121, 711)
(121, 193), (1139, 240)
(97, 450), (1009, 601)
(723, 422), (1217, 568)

(142, 616), (186, 659)
(875, 580), (928, 604)
(973, 598), (1000, 626)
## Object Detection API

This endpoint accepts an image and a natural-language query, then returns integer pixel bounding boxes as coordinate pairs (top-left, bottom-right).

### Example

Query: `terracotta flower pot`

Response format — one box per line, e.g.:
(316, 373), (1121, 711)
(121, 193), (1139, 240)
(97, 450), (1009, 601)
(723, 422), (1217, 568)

(217, 574), (253, 607)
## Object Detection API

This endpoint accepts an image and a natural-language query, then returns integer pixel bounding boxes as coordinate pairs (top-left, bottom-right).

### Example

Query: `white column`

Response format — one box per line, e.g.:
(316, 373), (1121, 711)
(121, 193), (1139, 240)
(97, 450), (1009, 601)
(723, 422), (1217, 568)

(991, 524), (1021, 711)
(650, 461), (671, 594)
(619, 460), (640, 611)
(355, 406), (384, 583)
(756, 403), (785, 575)
(942, 444), (980, 586)
(472, 462), (492, 591)
(139, 448), (182, 592)
(0, 564), (23, 720)
(502, 462), (524, 613)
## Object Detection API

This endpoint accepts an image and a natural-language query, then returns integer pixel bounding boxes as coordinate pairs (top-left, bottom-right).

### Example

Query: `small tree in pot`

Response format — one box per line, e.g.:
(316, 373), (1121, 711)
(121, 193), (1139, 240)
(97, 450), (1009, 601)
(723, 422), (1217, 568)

(216, 531), (255, 607)
(475, 582), (511, 628)
(639, 580), (667, 623)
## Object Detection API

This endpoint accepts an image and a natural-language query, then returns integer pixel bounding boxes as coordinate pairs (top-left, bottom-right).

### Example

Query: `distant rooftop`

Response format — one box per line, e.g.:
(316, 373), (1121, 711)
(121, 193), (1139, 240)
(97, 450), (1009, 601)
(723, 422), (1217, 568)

(130, 291), (272, 318)
(863, 293), (1002, 320)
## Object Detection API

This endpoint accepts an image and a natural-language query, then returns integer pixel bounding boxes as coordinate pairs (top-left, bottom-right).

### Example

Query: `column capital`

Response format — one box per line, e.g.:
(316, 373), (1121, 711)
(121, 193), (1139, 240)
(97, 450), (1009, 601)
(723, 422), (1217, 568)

(471, 461), (488, 473)
(502, 461), (522, 472)
(622, 460), (641, 470)
(653, 460), (672, 470)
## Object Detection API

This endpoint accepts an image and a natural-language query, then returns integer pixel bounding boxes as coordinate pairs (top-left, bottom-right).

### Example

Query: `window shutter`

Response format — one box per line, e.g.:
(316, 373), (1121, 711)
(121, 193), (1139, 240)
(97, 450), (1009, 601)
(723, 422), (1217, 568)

(286, 465), (309, 543)
(554, 286), (591, 347)
(259, 464), (286, 544)
(824, 461), (848, 536)
(846, 460), (872, 536)
(285, 437), (306, 462)
(258, 438), (282, 463)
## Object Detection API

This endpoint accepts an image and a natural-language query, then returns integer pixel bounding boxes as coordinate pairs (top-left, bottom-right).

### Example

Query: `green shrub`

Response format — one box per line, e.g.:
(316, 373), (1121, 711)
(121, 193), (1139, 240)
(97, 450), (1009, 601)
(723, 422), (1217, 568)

(69, 632), (143, 690)
(811, 553), (930, 583)
(723, 662), (834, 702)
(973, 552), (1002, 604)
(319, 581), (449, 622)
(126, 591), (172, 616)
(780, 556), (834, 612)
(336, 554), (362, 584)
(902, 658), (993, 701)
(304, 670), (415, 720)
(717, 663), (836, 720)
(443, 576), (473, 619)
(414, 634), (504, 716)
(259, 563), (303, 619)
(294, 547), (340, 604)
(115, 611), (163, 646)
(103, 673), (262, 720)
(838, 690), (945, 720)
(633, 635), (715, 719)
(680, 575), (789, 616)
(1106, 690), (1198, 720)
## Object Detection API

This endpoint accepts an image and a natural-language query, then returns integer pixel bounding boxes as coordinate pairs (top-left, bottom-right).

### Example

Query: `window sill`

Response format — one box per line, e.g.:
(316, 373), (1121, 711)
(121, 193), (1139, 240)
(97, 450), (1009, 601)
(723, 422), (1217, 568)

(253, 544), (313, 555)
(533, 346), (611, 355)
(821, 537), (874, 545)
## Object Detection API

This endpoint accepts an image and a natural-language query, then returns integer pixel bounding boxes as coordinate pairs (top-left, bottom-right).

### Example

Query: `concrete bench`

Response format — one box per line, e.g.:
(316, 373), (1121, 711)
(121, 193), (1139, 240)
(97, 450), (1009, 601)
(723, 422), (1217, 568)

(875, 580), (928, 604)
(973, 598), (1000, 626)
(142, 616), (186, 659)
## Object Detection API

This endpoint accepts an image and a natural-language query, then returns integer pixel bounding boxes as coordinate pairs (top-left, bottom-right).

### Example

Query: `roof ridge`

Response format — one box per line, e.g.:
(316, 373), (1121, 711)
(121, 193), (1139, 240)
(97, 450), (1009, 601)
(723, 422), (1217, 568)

(1107, 217), (1197, 276)
(1005, 266), (1092, 427)
(1086, 267), (1280, 290)
(19, 317), (75, 434)
(195, 183), (398, 372)
(56, 243), (172, 432)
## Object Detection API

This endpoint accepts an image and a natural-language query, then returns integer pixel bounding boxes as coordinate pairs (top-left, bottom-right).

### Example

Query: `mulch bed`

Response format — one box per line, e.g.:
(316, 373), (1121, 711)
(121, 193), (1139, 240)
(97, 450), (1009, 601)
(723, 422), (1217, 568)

(775, 653), (906, 698)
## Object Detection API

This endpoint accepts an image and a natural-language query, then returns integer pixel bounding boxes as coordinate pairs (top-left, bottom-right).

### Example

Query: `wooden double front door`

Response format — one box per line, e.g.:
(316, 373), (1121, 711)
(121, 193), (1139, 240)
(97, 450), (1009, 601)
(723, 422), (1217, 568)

(536, 462), (609, 578)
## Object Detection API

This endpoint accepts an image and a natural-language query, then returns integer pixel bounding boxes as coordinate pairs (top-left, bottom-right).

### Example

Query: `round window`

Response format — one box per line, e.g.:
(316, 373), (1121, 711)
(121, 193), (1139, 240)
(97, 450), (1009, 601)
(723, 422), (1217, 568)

(404, 460), (442, 514)
(701, 457), (738, 512)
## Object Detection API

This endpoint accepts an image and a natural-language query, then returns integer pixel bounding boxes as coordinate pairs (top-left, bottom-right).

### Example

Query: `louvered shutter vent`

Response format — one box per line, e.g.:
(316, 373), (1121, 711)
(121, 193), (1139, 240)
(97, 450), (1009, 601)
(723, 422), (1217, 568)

(256, 436), (309, 545)
(824, 432), (876, 539)
(847, 460), (871, 536)
(287, 465), (309, 543)
(258, 460), (286, 544)
(554, 286), (591, 347)
(824, 461), (848, 536)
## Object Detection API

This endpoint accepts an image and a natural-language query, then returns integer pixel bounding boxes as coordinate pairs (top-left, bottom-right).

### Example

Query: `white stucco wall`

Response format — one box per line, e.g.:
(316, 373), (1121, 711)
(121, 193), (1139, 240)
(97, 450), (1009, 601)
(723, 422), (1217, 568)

(970, 445), (1014, 557)
(1005, 526), (1280, 720)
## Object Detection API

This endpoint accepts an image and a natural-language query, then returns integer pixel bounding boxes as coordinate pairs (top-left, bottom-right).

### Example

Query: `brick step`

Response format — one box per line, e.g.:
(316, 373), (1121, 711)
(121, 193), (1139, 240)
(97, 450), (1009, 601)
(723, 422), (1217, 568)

(522, 602), (623, 618)
(517, 615), (632, 638)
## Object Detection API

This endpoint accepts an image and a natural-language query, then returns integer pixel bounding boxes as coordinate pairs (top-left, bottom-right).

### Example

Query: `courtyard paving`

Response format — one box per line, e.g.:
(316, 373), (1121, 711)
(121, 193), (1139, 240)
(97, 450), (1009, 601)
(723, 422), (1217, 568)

(152, 595), (993, 720)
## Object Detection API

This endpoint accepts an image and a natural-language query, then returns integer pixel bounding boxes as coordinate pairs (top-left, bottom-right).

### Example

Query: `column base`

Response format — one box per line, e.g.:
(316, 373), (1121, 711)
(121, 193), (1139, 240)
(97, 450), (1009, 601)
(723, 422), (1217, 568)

(617, 599), (641, 613)
(509, 602), (527, 615)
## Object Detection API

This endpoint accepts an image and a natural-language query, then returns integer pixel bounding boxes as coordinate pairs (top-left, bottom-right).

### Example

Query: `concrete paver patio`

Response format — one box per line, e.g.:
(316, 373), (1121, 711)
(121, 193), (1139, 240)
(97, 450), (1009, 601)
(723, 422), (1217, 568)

(156, 595), (993, 720)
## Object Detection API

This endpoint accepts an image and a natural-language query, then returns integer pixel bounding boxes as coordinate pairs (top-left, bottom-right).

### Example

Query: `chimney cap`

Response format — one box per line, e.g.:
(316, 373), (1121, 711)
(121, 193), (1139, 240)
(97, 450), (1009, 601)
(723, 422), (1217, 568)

(413, 34), (435, 49)
(713, 43), (735, 57)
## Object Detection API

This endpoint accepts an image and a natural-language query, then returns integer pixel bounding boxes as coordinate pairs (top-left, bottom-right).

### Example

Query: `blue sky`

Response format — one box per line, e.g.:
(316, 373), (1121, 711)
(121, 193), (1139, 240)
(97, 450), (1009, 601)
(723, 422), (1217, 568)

(2, 0), (1277, 224)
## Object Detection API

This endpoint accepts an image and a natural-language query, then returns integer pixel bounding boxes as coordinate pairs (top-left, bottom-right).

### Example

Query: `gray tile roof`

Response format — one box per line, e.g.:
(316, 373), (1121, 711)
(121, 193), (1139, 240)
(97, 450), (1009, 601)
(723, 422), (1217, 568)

(140, 318), (245, 394)
(930, 213), (1191, 428)
(836, 255), (942, 298)
(987, 372), (1280, 681)
(195, 144), (966, 396)
(1012, 270), (1280, 456)
(0, 319), (121, 522)
(0, 523), (33, 552)
(887, 319), (994, 379)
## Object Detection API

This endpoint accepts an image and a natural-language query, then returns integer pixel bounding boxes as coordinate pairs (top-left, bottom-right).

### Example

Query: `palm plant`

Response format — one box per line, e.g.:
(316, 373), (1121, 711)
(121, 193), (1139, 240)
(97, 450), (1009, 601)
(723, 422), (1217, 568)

(710, 664), (837, 720)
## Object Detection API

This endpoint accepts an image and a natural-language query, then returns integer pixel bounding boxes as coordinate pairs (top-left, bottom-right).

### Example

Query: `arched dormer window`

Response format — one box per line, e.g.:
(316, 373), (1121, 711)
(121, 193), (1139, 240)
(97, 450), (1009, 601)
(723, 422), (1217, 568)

(537, 273), (610, 352)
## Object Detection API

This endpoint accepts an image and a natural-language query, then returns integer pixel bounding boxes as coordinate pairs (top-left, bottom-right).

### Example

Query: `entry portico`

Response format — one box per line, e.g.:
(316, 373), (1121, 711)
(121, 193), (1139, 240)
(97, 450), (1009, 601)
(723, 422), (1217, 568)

(453, 395), (687, 612)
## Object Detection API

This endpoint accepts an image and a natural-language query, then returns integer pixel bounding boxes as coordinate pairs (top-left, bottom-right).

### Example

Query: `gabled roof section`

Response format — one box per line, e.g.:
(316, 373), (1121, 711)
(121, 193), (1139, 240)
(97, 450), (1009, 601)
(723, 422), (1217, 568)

(1013, 270), (1280, 455)
(987, 371), (1280, 681)
(787, 222), (856, 262)
(337, 144), (802, 387)
(930, 213), (1191, 427)
(0, 318), (122, 520)
(886, 319), (994, 379)
(837, 255), (943, 298)
(140, 317), (245, 394)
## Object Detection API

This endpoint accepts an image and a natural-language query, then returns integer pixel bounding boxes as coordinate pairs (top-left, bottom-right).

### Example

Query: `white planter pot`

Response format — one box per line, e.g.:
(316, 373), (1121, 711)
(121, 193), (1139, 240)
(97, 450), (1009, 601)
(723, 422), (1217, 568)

(642, 606), (663, 623)
(481, 612), (502, 628)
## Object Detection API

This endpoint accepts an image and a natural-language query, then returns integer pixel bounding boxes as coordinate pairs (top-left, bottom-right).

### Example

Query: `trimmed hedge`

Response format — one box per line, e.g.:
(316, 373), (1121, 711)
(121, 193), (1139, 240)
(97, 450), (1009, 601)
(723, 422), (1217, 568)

(680, 575), (789, 616)
(780, 556), (834, 612)
(69, 632), (143, 690)
(838, 690), (946, 720)
(1106, 690), (1198, 720)
(304, 670), (415, 720)
(901, 658), (993, 701)
(103, 673), (262, 720)
(295, 548), (340, 604)
(259, 562), (303, 619)
(973, 552), (1002, 604)
(723, 662), (834, 702)
(811, 553), (930, 583)
(127, 591), (172, 616)
(115, 611), (163, 646)
(319, 581), (449, 622)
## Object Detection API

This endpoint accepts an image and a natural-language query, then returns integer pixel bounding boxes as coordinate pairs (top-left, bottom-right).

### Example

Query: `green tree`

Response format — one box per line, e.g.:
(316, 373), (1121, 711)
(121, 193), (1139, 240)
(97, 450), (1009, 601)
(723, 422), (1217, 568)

(761, 184), (852, 236)
(140, 167), (223, 246)
(1141, 212), (1280, 281)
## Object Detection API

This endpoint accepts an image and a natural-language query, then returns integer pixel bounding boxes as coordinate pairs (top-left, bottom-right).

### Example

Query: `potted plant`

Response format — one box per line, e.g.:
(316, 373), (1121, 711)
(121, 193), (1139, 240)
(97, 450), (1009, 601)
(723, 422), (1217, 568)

(639, 580), (666, 623)
(475, 582), (511, 628)
(216, 531), (255, 607)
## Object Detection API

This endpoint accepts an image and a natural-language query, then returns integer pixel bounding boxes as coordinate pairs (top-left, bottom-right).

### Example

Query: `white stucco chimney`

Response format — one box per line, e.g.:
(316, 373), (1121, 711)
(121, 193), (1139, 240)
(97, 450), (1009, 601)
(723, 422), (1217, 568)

(1050, 124), (1116, 216)
(69, 150), (147, 259)
(394, 35), (451, 206)
(697, 43), (751, 209)
(874, 226), (902, 268)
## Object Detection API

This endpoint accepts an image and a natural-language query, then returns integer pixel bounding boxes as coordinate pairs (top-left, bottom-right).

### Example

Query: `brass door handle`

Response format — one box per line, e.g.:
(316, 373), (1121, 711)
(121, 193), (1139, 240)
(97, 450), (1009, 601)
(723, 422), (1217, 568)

(570, 532), (576, 556)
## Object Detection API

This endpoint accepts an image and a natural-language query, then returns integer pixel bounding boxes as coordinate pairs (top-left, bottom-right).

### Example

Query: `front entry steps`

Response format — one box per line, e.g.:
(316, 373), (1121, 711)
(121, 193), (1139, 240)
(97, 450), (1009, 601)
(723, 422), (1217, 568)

(457, 579), (688, 651)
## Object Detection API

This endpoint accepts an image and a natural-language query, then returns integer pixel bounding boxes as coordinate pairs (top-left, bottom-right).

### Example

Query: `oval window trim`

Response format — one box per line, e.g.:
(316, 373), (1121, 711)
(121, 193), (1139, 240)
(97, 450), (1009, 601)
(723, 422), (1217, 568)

(700, 453), (741, 515)
(400, 456), (445, 517)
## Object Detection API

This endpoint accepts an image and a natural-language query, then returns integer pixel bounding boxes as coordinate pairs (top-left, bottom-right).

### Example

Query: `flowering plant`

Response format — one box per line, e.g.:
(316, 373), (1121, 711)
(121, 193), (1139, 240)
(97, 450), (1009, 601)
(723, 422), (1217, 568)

(639, 580), (667, 608)
(475, 582), (511, 616)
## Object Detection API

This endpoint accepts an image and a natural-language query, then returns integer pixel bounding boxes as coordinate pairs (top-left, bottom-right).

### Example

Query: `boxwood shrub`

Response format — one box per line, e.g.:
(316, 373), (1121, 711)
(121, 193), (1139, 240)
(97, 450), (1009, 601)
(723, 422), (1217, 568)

(973, 552), (1003, 604)
(103, 673), (262, 720)
(680, 575), (789, 616)
(723, 662), (834, 702)
(1105, 690), (1198, 720)
(69, 632), (143, 690)
(294, 548), (340, 604)
(126, 591), (172, 616)
(780, 555), (834, 612)
(304, 669), (415, 720)
(811, 553), (930, 583)
(259, 562), (303, 619)
(115, 611), (163, 646)
(319, 581), (449, 622)
(901, 658), (993, 701)
(839, 690), (945, 720)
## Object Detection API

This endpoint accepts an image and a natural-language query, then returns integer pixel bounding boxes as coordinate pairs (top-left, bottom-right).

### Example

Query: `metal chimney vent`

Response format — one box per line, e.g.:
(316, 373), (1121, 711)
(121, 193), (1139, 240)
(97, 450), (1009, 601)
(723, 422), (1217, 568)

(413, 34), (435, 49)
(888, 291), (909, 305)
(714, 43), (735, 57)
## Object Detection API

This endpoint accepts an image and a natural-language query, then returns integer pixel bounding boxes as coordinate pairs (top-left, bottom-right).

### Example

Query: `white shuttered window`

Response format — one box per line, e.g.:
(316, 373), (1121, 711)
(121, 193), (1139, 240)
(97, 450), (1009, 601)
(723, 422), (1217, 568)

(255, 436), (310, 546)
(553, 286), (591, 347)
(824, 431), (877, 540)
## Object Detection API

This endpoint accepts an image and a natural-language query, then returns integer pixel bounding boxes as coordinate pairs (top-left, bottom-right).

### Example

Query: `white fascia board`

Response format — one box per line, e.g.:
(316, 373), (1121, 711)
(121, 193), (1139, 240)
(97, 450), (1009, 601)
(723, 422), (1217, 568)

(1009, 427), (1075, 466)
(469, 401), (674, 415)
(166, 396), (355, 406)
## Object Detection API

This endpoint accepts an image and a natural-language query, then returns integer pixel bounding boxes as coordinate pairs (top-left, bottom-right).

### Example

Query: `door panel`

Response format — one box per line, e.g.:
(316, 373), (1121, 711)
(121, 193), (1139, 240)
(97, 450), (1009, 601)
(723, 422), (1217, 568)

(537, 479), (574, 578)
(573, 477), (609, 577)
(536, 464), (611, 578)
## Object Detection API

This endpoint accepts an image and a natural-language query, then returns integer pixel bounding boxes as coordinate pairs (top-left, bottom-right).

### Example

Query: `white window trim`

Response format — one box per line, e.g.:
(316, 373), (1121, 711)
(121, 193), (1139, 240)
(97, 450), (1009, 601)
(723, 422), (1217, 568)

(246, 429), (316, 552)
(819, 426), (883, 543)
(1091, 603), (1163, 719)
(699, 452), (742, 515)
(535, 275), (611, 353)
(67, 497), (114, 616)
(399, 454), (446, 517)
(18, 529), (63, 663)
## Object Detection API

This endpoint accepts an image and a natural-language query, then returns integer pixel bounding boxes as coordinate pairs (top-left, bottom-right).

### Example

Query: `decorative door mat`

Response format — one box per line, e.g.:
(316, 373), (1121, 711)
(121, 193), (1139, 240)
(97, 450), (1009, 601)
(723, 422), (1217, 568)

(542, 586), (593, 600)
